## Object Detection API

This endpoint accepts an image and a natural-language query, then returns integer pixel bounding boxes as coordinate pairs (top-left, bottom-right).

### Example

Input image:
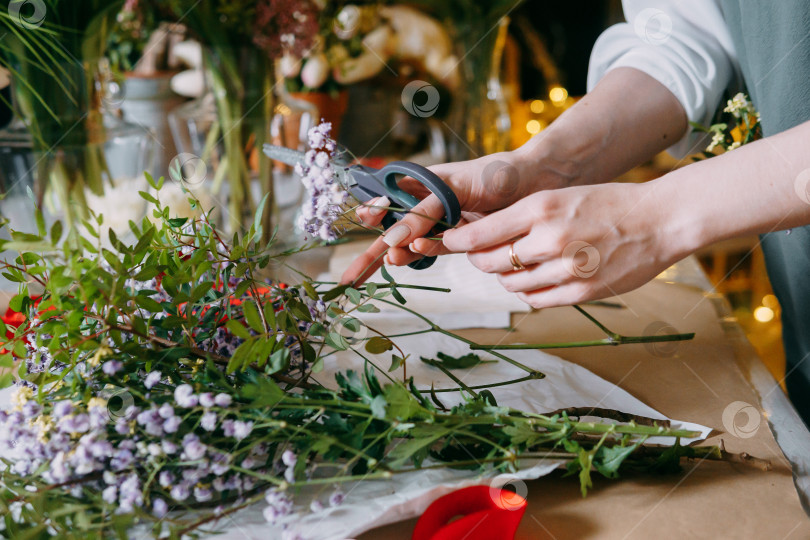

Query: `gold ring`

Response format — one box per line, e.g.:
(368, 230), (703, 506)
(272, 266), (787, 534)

(509, 243), (525, 271)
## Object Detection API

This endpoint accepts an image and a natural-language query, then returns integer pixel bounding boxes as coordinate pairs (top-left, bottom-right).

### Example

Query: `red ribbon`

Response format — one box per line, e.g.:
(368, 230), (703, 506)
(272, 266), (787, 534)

(412, 485), (527, 540)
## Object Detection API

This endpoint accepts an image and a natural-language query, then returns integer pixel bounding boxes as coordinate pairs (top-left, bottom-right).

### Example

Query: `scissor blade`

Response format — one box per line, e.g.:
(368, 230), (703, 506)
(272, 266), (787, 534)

(262, 144), (307, 168)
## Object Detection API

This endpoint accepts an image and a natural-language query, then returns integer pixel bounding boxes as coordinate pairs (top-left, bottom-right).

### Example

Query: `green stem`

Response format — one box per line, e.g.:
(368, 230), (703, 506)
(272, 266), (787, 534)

(471, 332), (695, 351)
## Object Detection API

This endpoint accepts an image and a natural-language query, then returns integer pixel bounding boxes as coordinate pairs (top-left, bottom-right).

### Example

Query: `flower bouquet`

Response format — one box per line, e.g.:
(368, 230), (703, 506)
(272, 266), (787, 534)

(0, 125), (749, 538)
(691, 92), (762, 155)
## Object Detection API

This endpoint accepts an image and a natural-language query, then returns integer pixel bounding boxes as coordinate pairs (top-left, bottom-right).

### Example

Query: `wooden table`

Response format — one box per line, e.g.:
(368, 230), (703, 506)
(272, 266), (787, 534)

(359, 257), (810, 539)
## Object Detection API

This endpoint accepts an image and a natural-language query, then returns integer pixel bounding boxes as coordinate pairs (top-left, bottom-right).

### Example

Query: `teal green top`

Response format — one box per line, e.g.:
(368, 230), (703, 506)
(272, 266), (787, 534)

(722, 1), (810, 424)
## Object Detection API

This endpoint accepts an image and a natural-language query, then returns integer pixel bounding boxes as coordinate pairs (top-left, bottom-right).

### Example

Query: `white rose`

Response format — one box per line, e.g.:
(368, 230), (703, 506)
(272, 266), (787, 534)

(301, 54), (330, 89)
(279, 54), (302, 78)
(334, 5), (361, 39)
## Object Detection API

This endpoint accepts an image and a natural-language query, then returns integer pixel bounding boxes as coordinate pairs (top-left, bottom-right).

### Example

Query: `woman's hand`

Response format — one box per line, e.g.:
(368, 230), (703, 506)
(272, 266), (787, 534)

(340, 149), (571, 284)
(441, 180), (697, 308)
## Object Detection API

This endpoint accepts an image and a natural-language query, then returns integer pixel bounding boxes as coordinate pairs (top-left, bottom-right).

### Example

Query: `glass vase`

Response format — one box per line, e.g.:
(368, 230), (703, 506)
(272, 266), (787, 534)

(449, 17), (512, 160)
(170, 47), (276, 236)
(0, 61), (155, 235)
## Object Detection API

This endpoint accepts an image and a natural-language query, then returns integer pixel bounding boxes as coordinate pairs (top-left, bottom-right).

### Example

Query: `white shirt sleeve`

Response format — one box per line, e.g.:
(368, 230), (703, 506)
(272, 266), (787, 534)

(587, 0), (742, 158)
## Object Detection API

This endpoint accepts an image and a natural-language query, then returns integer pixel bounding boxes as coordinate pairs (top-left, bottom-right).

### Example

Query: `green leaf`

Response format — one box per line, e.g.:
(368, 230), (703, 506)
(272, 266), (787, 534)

(227, 339), (254, 373)
(302, 281), (319, 300)
(51, 221), (65, 247)
(242, 299), (264, 333)
(388, 354), (405, 372)
(387, 426), (451, 468)
(391, 287), (407, 305)
(326, 332), (349, 351)
(134, 296), (164, 313)
(345, 287), (362, 304)
(322, 284), (348, 302)
(380, 265), (395, 283)
(357, 303), (380, 313)
(242, 376), (285, 407)
(0, 373), (12, 389)
(383, 383), (427, 421)
(226, 319), (252, 340)
(420, 352), (495, 370)
(139, 191), (159, 204)
(365, 336), (393, 355)
(0, 353), (14, 368)
(365, 283), (378, 295)
(429, 383), (446, 410)
(594, 443), (640, 479)
(253, 193), (270, 242)
(268, 348), (291, 375)
(370, 394), (387, 419)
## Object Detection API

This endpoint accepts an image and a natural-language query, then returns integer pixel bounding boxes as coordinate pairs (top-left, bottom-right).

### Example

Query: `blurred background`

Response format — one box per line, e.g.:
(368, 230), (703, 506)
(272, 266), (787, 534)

(0, 0), (783, 383)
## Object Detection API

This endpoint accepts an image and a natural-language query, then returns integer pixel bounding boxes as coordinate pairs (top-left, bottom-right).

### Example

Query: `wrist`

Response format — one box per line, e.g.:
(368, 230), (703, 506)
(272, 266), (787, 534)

(640, 171), (716, 261)
(513, 128), (586, 191)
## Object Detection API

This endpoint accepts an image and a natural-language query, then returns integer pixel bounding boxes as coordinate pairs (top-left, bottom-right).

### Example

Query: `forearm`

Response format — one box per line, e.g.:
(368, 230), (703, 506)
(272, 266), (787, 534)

(515, 67), (688, 189)
(650, 120), (810, 257)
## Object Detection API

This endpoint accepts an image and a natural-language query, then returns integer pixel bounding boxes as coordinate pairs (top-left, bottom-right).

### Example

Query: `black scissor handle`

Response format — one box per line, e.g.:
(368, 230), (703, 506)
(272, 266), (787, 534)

(377, 161), (461, 270)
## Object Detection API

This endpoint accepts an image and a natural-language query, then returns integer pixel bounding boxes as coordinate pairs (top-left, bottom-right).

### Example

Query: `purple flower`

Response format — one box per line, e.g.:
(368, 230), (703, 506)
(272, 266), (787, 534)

(201, 411), (217, 432)
(153, 498), (168, 518)
(162, 440), (178, 455)
(115, 419), (130, 435)
(163, 415), (181, 433)
(102, 360), (123, 375)
(264, 490), (294, 524)
(182, 434), (206, 460)
(144, 371), (162, 390)
(329, 489), (344, 507)
(294, 122), (346, 242)
(170, 483), (190, 501)
(88, 407), (107, 430)
(310, 499), (324, 512)
(158, 403), (175, 419)
(281, 450), (297, 468)
(159, 470), (174, 487)
(117, 474), (143, 513)
(198, 393), (215, 408)
(231, 420), (253, 441)
(284, 467), (295, 484)
(222, 419), (235, 437)
(214, 393), (232, 407)
(59, 414), (90, 434)
(88, 440), (113, 458)
(194, 486), (213, 502)
(21, 401), (41, 418)
(147, 443), (163, 457)
(102, 485), (117, 504)
(174, 384), (198, 408)
(110, 449), (134, 471)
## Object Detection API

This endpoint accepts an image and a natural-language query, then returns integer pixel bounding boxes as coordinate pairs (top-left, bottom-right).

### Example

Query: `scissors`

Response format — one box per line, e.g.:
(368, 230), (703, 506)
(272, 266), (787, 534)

(263, 144), (461, 270)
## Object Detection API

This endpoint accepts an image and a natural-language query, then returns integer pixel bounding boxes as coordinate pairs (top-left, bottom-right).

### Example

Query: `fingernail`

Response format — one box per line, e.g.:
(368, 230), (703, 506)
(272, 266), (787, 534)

(383, 224), (411, 247)
(369, 196), (390, 216)
(408, 242), (420, 254)
(384, 254), (392, 265)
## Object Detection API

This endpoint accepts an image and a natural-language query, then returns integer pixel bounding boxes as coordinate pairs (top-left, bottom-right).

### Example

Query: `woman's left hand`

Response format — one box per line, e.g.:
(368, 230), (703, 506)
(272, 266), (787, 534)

(441, 180), (696, 308)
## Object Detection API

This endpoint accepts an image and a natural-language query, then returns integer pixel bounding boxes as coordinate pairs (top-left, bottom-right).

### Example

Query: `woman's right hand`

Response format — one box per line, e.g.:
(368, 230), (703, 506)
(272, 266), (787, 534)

(341, 147), (569, 284)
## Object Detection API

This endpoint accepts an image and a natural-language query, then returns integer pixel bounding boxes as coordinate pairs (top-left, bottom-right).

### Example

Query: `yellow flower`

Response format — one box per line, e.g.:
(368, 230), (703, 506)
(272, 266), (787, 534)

(88, 397), (107, 410)
(10, 386), (33, 410)
(88, 345), (113, 367)
(32, 415), (53, 441)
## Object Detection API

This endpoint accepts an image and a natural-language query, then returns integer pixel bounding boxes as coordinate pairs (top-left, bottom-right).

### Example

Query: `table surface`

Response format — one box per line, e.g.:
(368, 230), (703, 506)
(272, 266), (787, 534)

(355, 255), (810, 539)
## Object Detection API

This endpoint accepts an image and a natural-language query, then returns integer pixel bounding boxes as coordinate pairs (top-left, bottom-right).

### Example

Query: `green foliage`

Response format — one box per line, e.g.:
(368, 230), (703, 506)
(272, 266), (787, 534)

(0, 183), (710, 537)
